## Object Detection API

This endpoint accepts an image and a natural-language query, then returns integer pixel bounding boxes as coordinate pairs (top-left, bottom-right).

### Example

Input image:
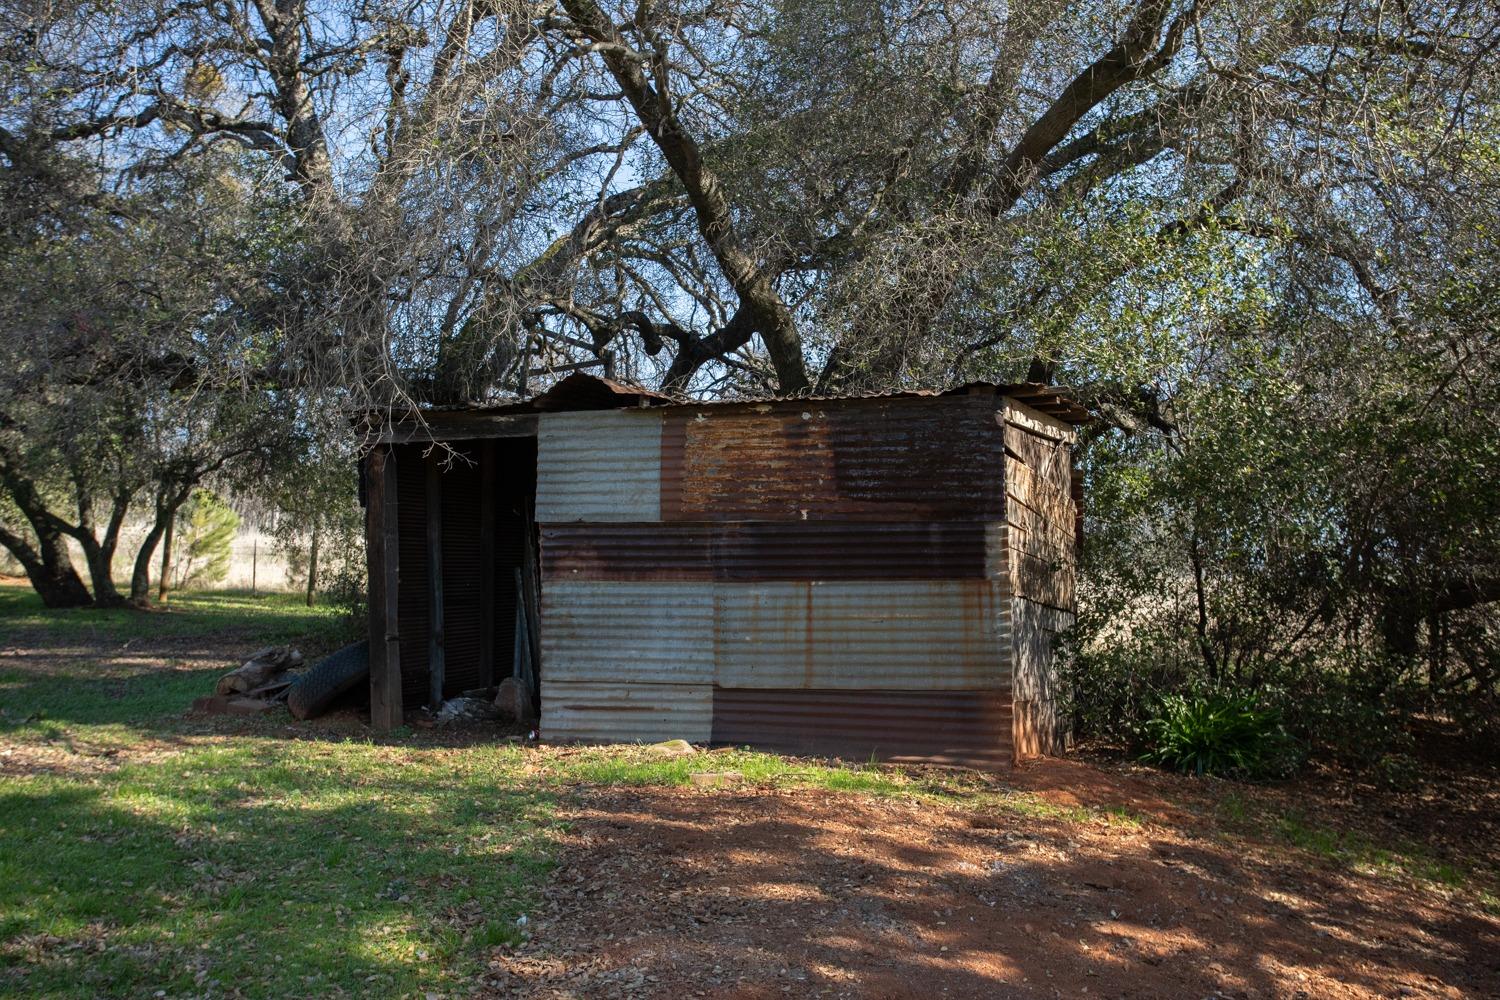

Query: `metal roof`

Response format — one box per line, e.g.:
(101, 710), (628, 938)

(414, 372), (1091, 425)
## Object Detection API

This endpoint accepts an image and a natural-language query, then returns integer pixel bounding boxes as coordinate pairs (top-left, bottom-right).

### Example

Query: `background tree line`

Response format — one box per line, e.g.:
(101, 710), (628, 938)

(3, 0), (1495, 760)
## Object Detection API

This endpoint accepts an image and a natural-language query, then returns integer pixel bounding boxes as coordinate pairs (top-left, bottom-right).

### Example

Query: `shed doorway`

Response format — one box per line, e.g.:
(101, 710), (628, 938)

(386, 436), (537, 710)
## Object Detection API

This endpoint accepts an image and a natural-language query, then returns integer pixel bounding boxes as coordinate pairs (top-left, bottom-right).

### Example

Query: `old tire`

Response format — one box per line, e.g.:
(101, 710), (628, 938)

(286, 641), (369, 721)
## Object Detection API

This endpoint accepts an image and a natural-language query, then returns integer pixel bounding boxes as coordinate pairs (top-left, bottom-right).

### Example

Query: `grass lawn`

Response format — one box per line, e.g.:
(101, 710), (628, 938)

(1, 582), (1495, 999)
(0, 585), (1040, 998)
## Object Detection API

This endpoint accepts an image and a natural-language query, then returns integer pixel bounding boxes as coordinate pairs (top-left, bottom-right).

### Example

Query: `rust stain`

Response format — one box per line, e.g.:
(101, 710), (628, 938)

(661, 395), (1004, 521)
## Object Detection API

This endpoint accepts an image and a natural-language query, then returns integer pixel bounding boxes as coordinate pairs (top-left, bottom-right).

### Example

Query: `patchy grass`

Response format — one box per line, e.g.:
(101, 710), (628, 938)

(1, 582), (1495, 997)
(0, 585), (349, 647)
(0, 739), (554, 997)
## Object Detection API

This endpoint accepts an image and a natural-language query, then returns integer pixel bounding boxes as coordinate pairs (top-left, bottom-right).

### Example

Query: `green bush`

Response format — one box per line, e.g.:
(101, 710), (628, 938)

(1140, 693), (1302, 780)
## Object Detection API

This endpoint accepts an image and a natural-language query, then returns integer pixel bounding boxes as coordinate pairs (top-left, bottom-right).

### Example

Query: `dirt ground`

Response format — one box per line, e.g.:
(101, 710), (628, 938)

(6, 588), (1497, 999)
(487, 764), (1499, 1000)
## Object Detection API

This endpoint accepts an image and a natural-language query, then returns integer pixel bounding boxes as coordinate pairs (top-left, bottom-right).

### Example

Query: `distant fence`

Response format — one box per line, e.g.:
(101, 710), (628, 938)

(0, 523), (298, 593)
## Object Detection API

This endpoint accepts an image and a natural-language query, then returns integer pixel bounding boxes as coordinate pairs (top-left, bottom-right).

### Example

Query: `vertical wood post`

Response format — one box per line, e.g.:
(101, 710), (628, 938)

(425, 452), (445, 708)
(367, 447), (403, 731)
(477, 441), (496, 688)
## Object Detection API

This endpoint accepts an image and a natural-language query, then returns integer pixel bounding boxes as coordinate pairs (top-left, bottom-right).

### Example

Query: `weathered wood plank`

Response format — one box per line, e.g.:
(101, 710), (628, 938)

(1003, 398), (1075, 443)
(425, 454), (445, 708)
(366, 447), (403, 731)
(374, 412), (539, 445)
(1004, 424), (1071, 488)
(1007, 462), (1076, 529)
(1011, 597), (1075, 760)
(1008, 499), (1078, 564)
(1011, 550), (1076, 610)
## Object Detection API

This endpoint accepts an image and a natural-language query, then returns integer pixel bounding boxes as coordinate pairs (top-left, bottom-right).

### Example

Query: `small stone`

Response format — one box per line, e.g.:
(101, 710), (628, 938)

(689, 771), (744, 787)
(494, 678), (536, 725)
(644, 739), (698, 758)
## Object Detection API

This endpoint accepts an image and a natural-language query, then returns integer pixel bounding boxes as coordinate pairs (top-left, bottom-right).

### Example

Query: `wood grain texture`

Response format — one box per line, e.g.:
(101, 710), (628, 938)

(366, 447), (403, 731)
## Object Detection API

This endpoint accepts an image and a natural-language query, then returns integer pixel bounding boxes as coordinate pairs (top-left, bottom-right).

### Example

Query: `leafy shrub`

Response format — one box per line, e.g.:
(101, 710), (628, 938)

(1140, 693), (1301, 779)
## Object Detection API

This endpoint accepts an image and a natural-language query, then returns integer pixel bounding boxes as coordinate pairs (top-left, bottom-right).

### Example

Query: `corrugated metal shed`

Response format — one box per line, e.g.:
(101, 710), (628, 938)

(528, 388), (1073, 766)
(366, 373), (1084, 768)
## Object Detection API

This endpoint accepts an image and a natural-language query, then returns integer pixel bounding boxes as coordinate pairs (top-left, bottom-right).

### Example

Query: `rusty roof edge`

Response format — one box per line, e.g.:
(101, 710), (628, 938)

(379, 372), (1092, 425)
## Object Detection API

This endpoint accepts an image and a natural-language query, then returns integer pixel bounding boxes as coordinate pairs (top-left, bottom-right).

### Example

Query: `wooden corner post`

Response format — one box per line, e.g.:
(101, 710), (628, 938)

(366, 446), (403, 731)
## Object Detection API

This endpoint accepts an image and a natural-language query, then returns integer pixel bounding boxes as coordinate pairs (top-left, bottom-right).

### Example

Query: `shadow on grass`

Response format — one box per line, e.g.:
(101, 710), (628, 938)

(0, 740), (557, 999)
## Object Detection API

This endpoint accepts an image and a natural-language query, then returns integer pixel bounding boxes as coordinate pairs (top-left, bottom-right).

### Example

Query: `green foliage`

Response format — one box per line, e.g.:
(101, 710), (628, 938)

(1140, 694), (1302, 780)
(172, 490), (240, 589)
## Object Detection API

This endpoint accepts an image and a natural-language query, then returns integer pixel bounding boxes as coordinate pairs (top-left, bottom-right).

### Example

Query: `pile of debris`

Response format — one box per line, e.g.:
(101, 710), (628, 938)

(191, 646), (302, 716)
(413, 676), (538, 729)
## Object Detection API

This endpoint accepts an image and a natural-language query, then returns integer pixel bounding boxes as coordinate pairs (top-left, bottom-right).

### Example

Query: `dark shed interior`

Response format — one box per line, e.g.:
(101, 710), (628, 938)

(380, 439), (536, 707)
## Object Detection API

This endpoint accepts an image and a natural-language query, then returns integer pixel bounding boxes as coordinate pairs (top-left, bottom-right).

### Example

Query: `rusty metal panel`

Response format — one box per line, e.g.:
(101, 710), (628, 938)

(660, 395), (1004, 521)
(540, 580), (713, 684)
(710, 688), (1013, 768)
(536, 410), (662, 522)
(541, 521), (990, 581)
(542, 680), (711, 743)
(714, 581), (1009, 690)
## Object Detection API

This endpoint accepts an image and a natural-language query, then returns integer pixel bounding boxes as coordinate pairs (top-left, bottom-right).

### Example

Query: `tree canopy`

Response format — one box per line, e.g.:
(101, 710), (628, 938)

(3, 0), (1496, 748)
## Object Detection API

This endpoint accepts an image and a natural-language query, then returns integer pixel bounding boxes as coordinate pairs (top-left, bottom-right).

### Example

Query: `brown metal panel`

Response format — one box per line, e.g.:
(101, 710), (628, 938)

(660, 395), (1005, 521)
(710, 688), (1012, 768)
(478, 443), (495, 688)
(540, 521), (990, 581)
(425, 454), (446, 708)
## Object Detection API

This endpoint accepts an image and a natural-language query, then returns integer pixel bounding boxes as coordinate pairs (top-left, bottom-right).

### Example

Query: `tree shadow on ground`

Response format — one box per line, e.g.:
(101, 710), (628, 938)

(488, 784), (1500, 999)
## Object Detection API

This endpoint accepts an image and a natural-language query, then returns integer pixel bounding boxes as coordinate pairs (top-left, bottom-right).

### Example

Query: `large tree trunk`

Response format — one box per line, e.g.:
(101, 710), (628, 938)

(0, 521), (92, 607)
(130, 513), (169, 604)
(79, 539), (126, 607)
(130, 489), (191, 604)
(157, 512), (175, 604)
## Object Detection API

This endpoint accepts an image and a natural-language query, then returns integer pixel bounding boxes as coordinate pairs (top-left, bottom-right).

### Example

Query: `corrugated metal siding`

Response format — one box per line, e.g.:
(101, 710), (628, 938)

(392, 446), (432, 708)
(540, 581), (713, 684)
(389, 440), (535, 705)
(440, 447), (484, 696)
(659, 395), (1005, 521)
(542, 680), (711, 743)
(541, 521), (990, 581)
(536, 410), (662, 522)
(534, 393), (1020, 764)
(711, 689), (1012, 767)
(714, 581), (1009, 690)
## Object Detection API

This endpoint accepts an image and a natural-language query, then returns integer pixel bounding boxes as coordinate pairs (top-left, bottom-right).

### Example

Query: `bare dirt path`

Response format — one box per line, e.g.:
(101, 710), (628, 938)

(488, 784), (1499, 999)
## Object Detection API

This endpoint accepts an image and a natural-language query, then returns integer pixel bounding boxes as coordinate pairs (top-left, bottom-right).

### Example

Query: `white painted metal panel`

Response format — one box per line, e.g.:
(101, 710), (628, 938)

(714, 580), (1009, 690)
(541, 680), (712, 743)
(540, 580), (713, 684)
(536, 410), (662, 521)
